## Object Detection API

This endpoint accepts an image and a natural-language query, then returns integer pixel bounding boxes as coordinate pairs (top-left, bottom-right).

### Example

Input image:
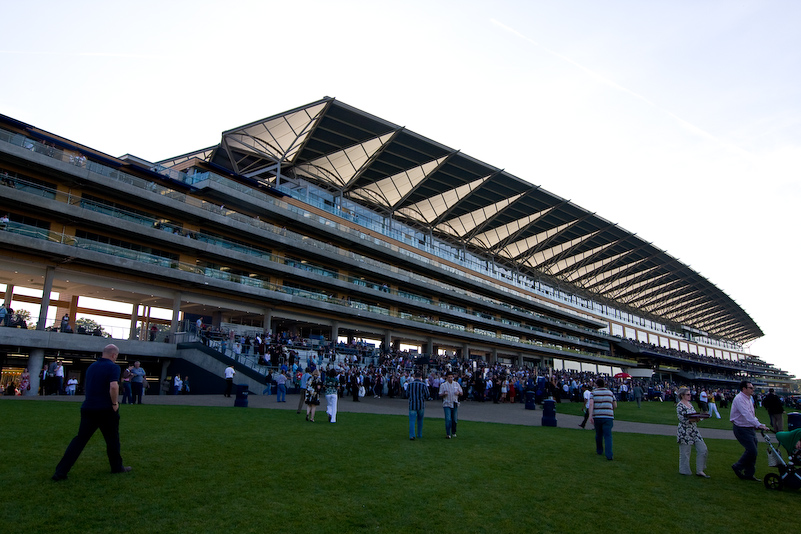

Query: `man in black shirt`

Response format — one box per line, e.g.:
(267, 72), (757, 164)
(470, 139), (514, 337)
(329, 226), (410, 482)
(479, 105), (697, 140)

(52, 344), (132, 481)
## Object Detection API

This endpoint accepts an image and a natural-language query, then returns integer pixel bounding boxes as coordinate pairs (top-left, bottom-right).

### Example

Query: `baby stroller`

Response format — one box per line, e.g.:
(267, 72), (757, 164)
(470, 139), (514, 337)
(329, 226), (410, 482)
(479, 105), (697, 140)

(762, 429), (801, 491)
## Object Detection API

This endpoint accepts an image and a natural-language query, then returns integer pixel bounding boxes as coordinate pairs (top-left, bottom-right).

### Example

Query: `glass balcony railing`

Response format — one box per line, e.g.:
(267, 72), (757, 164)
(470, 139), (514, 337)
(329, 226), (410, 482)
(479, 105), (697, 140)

(0, 217), (607, 361)
(1, 174), (608, 350)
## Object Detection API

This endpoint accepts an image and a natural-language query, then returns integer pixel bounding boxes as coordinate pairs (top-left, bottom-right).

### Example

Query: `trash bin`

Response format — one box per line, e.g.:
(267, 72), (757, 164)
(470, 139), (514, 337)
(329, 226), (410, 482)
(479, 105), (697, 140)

(234, 384), (249, 408)
(788, 412), (801, 431)
(541, 398), (557, 427)
(525, 390), (536, 410)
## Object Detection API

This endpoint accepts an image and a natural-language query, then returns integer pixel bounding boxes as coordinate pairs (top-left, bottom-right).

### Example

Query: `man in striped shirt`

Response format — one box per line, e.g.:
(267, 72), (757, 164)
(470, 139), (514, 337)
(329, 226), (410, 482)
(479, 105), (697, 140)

(408, 370), (429, 440)
(589, 377), (618, 460)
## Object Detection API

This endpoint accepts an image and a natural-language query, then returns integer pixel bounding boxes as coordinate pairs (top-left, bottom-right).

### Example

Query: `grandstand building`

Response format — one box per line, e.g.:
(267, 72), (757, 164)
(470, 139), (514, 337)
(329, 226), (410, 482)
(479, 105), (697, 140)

(0, 98), (794, 394)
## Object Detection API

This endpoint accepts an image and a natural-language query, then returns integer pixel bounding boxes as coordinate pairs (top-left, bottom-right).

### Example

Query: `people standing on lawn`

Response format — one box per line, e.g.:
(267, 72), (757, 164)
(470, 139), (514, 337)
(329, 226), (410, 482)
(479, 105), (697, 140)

(698, 388), (709, 413)
(324, 369), (340, 423)
(707, 390), (721, 419)
(223, 364), (235, 398)
(633, 382), (644, 408)
(275, 369), (288, 402)
(130, 361), (146, 404)
(579, 384), (591, 429)
(676, 387), (709, 478)
(588, 378), (617, 461)
(305, 369), (322, 422)
(121, 364), (133, 404)
(66, 376), (78, 395)
(407, 370), (429, 440)
(762, 388), (784, 433)
(439, 371), (463, 439)
(52, 344), (132, 481)
(730, 380), (767, 482)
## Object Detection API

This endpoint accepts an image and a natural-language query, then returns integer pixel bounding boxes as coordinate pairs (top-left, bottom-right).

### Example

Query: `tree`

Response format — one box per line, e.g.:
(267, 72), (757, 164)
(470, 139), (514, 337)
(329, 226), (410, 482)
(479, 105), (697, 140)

(76, 317), (106, 336)
(14, 308), (32, 329)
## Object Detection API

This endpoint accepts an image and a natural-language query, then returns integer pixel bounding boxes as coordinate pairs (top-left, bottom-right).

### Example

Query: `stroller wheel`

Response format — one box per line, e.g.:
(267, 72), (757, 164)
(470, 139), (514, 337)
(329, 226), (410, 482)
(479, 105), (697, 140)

(763, 473), (783, 491)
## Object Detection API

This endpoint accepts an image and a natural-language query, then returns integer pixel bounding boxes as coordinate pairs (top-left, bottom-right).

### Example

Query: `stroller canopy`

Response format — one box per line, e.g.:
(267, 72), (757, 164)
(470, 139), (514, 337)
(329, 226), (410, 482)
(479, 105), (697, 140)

(775, 428), (801, 453)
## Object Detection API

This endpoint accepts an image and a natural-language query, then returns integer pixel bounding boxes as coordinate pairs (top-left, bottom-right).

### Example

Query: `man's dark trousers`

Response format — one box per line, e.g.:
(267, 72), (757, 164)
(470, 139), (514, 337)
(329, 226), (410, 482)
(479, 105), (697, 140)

(732, 425), (758, 478)
(54, 408), (123, 477)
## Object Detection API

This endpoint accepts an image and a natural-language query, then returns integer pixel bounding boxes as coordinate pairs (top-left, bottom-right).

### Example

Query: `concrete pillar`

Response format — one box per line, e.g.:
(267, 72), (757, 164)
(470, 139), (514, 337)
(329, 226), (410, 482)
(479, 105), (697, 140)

(2, 284), (13, 306)
(160, 360), (170, 395)
(492, 348), (498, 365)
(263, 309), (272, 335)
(68, 294), (79, 326)
(425, 337), (434, 358)
(170, 292), (181, 338)
(384, 329), (392, 353)
(129, 302), (140, 340)
(26, 349), (45, 396)
(212, 310), (222, 328)
(331, 321), (340, 344)
(37, 266), (56, 330)
(462, 343), (469, 360)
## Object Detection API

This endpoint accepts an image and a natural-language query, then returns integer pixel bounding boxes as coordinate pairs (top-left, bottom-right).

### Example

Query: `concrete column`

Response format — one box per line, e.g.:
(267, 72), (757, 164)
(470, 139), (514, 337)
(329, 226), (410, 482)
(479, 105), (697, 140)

(462, 343), (469, 360)
(160, 360), (170, 395)
(68, 294), (79, 326)
(331, 321), (340, 344)
(2, 284), (13, 306)
(129, 302), (140, 340)
(384, 329), (392, 352)
(263, 309), (272, 335)
(37, 266), (56, 330)
(170, 292), (181, 338)
(425, 337), (434, 358)
(26, 349), (45, 396)
(492, 348), (498, 365)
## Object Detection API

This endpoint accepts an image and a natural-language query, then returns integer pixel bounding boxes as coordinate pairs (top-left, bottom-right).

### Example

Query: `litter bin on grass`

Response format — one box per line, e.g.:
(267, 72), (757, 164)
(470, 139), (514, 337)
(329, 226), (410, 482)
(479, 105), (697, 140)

(788, 412), (801, 431)
(525, 390), (536, 410)
(234, 384), (249, 408)
(541, 398), (557, 427)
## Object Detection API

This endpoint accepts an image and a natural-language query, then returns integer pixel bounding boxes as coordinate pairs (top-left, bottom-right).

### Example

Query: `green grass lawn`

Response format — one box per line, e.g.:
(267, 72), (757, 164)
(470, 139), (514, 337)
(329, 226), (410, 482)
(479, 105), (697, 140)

(1, 400), (795, 534)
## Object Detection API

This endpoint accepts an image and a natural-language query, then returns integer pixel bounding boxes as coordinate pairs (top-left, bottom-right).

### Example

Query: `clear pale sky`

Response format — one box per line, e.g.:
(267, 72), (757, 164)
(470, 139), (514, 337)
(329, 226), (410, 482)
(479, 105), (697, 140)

(2, 1), (799, 376)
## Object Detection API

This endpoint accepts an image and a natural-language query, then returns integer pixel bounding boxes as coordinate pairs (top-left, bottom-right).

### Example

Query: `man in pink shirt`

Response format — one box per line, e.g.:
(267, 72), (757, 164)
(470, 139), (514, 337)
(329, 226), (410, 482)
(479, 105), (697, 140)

(730, 381), (767, 481)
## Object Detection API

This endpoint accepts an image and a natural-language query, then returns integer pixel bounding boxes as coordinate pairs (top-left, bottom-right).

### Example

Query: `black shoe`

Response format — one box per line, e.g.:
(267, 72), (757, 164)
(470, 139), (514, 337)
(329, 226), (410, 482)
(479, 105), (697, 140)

(51, 473), (68, 482)
(410, 437), (415, 440)
(113, 466), (132, 474)
(731, 465), (746, 479)
(745, 476), (761, 482)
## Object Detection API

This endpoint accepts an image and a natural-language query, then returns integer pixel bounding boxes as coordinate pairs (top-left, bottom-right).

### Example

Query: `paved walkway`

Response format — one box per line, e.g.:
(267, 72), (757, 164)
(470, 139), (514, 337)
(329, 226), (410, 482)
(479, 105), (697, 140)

(23, 392), (737, 440)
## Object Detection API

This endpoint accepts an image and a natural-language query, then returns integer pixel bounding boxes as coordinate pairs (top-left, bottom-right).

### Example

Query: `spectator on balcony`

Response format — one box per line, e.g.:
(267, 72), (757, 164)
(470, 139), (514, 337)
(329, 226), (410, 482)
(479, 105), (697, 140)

(60, 314), (72, 333)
